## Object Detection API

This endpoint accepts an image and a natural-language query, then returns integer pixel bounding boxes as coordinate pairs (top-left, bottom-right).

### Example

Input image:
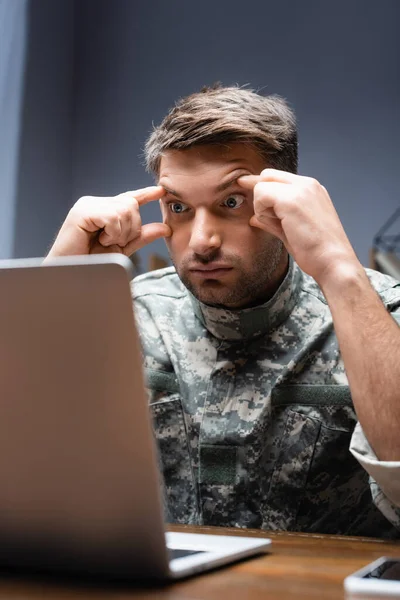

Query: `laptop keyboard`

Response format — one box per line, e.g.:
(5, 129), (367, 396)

(168, 548), (205, 560)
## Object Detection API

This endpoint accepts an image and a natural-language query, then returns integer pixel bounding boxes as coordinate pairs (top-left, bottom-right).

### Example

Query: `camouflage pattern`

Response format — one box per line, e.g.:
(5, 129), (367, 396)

(132, 258), (400, 538)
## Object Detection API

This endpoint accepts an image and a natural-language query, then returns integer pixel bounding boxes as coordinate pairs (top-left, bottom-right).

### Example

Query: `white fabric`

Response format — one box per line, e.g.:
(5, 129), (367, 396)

(350, 421), (400, 508)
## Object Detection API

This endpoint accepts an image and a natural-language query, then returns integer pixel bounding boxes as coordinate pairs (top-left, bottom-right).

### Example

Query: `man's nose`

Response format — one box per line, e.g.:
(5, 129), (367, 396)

(188, 210), (222, 256)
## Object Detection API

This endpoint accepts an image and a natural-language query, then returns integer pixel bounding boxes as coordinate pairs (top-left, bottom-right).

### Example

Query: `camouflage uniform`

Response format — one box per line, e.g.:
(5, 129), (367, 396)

(132, 258), (400, 538)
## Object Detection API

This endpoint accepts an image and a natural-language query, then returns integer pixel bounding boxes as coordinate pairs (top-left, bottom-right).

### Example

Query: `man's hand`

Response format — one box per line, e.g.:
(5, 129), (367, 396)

(47, 186), (171, 258)
(238, 169), (360, 286)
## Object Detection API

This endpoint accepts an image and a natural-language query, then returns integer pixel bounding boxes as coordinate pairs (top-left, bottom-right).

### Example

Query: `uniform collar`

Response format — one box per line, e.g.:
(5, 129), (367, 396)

(189, 257), (302, 341)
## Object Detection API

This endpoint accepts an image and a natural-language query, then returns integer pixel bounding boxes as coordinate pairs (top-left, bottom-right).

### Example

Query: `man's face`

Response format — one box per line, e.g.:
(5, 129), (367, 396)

(158, 143), (288, 309)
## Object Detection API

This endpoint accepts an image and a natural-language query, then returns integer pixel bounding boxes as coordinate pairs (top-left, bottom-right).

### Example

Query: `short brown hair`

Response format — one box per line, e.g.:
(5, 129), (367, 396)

(144, 84), (298, 175)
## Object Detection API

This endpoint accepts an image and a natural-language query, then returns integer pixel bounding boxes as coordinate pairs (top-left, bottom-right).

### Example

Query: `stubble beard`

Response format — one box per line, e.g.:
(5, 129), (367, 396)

(170, 239), (286, 309)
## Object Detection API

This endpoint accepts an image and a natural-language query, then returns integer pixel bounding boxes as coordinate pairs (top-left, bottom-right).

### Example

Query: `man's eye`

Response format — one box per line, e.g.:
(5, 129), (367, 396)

(223, 195), (245, 209)
(169, 202), (189, 214)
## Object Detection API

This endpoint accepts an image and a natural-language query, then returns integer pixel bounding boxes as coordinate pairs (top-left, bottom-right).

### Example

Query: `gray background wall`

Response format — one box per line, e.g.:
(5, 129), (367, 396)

(0, 0), (27, 258)
(12, 0), (400, 270)
(13, 0), (74, 258)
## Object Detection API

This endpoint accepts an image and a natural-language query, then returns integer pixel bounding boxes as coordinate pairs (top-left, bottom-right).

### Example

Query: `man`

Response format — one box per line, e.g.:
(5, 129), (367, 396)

(48, 85), (400, 537)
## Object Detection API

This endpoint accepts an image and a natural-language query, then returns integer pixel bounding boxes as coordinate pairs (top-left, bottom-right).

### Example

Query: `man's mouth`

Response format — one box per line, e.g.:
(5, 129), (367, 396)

(189, 263), (233, 277)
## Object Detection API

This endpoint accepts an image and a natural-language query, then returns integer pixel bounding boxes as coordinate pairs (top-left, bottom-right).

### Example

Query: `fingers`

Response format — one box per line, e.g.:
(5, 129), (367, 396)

(238, 169), (300, 190)
(79, 187), (167, 252)
(238, 173), (296, 225)
(49, 186), (167, 259)
(124, 186), (165, 206)
(97, 217), (123, 246)
(124, 222), (172, 256)
(250, 214), (283, 238)
(249, 215), (290, 250)
(109, 187), (165, 246)
(258, 169), (299, 183)
(252, 181), (295, 222)
(237, 175), (261, 190)
(97, 187), (163, 246)
(95, 199), (135, 247)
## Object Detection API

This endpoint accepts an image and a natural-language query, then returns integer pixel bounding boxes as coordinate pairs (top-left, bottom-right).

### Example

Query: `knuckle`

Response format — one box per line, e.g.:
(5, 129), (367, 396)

(126, 197), (140, 213)
(117, 191), (138, 205)
(133, 212), (142, 227)
(77, 195), (93, 203)
(260, 168), (273, 178)
(72, 195), (93, 212)
(305, 177), (320, 191)
(116, 204), (132, 221)
(254, 181), (267, 194)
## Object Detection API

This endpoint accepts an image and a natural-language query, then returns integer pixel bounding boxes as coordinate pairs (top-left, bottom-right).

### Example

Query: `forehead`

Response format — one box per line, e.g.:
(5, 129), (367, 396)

(158, 143), (266, 186)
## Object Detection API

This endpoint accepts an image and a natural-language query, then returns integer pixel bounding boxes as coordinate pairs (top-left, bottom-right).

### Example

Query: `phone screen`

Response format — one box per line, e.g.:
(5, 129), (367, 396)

(363, 560), (400, 581)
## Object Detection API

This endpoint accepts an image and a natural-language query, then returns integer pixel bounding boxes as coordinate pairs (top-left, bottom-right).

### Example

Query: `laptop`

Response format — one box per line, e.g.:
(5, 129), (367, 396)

(0, 254), (270, 581)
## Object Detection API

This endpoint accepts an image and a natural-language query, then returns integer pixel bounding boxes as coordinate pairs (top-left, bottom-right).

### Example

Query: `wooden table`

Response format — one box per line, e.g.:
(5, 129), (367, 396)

(0, 525), (398, 599)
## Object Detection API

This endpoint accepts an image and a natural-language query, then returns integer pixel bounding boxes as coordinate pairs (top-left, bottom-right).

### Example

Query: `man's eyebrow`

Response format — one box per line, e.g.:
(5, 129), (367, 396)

(161, 185), (181, 198)
(160, 168), (251, 199)
(215, 171), (250, 193)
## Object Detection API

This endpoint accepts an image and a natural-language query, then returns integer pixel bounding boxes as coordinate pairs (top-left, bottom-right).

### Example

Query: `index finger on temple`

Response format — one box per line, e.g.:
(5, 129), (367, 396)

(128, 186), (165, 206)
(237, 175), (261, 189)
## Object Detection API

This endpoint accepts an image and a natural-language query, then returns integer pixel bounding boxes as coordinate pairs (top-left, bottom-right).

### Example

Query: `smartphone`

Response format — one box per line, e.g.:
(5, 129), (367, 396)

(344, 557), (400, 597)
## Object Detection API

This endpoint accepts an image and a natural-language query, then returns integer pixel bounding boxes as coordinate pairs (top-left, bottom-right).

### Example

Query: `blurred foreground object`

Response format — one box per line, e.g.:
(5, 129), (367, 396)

(370, 207), (400, 280)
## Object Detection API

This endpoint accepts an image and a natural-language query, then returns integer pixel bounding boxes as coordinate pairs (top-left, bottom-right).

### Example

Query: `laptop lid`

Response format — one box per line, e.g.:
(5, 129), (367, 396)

(0, 254), (170, 580)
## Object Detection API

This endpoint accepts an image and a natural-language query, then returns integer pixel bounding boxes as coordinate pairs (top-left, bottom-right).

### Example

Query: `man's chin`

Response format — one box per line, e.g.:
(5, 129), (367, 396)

(186, 282), (250, 309)
(181, 277), (233, 307)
